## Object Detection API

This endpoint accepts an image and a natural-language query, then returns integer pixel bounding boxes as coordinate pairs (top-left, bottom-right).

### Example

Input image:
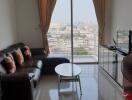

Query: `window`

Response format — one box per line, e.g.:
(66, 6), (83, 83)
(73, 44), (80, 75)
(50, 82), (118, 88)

(48, 0), (98, 63)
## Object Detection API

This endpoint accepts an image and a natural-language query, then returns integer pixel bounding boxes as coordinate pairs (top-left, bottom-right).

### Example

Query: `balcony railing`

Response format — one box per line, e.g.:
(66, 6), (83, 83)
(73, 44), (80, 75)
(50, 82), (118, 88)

(48, 45), (98, 63)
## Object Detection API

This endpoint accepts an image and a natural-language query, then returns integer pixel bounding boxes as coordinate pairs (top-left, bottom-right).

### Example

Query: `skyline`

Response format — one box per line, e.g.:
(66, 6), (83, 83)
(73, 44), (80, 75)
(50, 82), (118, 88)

(51, 0), (97, 24)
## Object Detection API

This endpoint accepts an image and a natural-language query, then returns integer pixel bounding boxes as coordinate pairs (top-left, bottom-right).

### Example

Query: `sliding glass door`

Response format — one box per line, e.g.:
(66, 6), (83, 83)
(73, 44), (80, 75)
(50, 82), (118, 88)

(48, 0), (98, 63)
(72, 0), (98, 63)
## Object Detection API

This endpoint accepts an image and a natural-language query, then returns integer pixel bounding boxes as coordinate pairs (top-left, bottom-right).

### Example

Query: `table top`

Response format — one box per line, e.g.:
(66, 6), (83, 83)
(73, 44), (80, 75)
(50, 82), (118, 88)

(55, 63), (81, 77)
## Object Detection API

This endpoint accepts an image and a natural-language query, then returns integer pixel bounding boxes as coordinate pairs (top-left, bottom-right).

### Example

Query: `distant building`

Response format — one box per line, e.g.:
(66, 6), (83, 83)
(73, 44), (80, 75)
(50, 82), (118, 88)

(48, 22), (98, 55)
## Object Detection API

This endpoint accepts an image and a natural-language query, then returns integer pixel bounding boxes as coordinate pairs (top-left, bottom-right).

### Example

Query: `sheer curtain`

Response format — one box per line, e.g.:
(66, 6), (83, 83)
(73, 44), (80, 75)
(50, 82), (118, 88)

(93, 0), (105, 45)
(38, 0), (57, 56)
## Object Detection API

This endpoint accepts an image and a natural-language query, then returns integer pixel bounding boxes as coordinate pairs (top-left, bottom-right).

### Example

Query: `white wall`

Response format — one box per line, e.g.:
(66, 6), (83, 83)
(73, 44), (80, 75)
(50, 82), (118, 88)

(111, 0), (132, 32)
(103, 0), (113, 45)
(16, 0), (43, 48)
(0, 0), (18, 49)
(107, 0), (132, 45)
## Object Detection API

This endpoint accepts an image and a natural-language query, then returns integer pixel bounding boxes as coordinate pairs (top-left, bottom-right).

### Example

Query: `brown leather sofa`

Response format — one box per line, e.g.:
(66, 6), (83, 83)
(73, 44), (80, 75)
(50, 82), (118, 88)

(0, 43), (70, 100)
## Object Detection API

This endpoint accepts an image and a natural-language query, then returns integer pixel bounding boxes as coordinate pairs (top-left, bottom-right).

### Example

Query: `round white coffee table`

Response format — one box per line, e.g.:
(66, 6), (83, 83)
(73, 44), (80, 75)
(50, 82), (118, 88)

(55, 63), (82, 95)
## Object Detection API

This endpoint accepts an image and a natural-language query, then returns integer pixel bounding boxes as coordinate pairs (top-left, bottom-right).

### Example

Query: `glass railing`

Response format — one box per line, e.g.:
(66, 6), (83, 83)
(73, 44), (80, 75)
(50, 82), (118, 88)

(48, 28), (98, 63)
(48, 45), (98, 63)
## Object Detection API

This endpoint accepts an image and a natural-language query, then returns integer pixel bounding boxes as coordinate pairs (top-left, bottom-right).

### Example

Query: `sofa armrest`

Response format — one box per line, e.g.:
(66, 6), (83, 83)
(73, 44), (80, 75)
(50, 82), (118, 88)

(30, 48), (46, 56)
(1, 73), (34, 100)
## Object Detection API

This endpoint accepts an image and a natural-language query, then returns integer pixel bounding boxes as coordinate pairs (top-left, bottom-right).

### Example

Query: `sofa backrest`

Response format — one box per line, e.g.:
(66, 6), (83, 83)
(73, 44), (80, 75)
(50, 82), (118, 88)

(0, 43), (26, 75)
(7, 43), (25, 50)
(0, 43), (25, 57)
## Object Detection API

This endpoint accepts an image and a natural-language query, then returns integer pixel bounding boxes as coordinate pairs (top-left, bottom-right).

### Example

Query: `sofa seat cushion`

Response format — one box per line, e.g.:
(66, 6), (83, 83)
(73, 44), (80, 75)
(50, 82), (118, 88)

(20, 59), (42, 70)
(18, 68), (41, 87)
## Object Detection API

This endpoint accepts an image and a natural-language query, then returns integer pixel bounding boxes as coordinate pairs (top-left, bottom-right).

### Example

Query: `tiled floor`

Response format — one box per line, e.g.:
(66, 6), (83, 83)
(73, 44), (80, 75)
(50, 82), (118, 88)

(37, 64), (98, 100)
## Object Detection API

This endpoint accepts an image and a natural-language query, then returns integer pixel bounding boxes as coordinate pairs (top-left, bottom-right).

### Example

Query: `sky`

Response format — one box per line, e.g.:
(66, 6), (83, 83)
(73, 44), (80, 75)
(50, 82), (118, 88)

(51, 0), (97, 24)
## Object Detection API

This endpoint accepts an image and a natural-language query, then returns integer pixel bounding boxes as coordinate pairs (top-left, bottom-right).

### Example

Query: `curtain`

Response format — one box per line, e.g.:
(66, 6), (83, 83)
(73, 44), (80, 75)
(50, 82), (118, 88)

(93, 0), (105, 45)
(38, 0), (57, 56)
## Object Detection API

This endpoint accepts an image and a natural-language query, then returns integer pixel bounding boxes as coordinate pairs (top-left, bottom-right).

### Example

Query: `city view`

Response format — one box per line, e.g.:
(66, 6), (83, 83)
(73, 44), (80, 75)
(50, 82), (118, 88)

(48, 22), (98, 62)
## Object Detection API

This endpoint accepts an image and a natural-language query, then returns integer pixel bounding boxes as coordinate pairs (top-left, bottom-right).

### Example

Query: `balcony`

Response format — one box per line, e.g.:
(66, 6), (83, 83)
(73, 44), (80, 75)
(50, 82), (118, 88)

(48, 42), (98, 63)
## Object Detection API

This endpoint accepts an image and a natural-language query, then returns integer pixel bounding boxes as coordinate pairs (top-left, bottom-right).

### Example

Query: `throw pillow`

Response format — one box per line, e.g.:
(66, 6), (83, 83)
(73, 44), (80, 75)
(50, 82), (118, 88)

(1, 56), (16, 73)
(7, 53), (14, 61)
(13, 48), (24, 65)
(22, 45), (32, 60)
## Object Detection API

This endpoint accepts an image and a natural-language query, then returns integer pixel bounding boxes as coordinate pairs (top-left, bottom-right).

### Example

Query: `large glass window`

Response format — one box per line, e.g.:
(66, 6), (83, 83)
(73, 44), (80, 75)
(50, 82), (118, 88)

(48, 0), (98, 63)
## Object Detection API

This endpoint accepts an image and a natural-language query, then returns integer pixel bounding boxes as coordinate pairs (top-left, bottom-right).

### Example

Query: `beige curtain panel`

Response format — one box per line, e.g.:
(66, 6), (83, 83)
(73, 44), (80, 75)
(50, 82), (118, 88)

(38, 0), (57, 56)
(93, 0), (105, 45)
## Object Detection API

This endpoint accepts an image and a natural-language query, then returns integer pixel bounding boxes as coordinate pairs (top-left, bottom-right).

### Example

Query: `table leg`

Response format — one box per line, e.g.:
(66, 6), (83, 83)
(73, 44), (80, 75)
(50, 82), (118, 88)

(78, 75), (82, 95)
(58, 75), (60, 96)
